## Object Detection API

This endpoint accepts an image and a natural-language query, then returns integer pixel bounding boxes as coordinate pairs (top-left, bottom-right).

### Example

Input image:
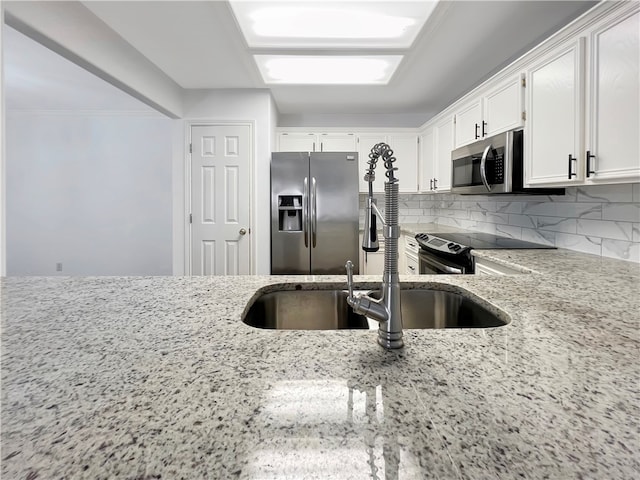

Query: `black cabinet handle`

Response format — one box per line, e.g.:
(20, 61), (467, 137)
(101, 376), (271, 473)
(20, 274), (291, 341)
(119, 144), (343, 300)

(482, 121), (487, 137)
(586, 150), (596, 178)
(568, 154), (577, 179)
(429, 178), (433, 191)
(475, 123), (480, 139)
(433, 178), (438, 190)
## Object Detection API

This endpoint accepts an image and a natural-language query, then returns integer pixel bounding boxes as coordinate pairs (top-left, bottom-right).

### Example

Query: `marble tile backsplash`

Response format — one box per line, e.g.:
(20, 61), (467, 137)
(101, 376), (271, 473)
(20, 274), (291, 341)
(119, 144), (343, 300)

(360, 183), (640, 263)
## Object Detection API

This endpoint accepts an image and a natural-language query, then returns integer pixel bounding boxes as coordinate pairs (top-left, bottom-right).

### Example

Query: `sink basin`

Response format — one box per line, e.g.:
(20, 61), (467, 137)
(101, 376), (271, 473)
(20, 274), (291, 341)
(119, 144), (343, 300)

(242, 289), (369, 330)
(242, 286), (509, 330)
(371, 289), (508, 328)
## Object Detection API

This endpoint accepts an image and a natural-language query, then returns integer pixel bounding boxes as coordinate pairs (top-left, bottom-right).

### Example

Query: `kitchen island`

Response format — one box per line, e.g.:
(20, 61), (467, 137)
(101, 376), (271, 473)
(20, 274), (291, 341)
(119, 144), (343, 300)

(2, 250), (639, 478)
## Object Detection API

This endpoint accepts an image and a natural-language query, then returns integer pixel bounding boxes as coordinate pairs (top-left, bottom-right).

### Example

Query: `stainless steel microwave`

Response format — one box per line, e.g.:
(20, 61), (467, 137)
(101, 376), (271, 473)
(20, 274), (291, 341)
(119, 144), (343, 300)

(450, 129), (564, 195)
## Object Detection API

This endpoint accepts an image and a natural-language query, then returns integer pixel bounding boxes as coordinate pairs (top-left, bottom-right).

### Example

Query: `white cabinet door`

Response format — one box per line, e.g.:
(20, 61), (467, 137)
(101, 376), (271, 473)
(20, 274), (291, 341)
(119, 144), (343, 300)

(585, 8), (640, 183)
(419, 128), (435, 193)
(454, 100), (482, 148)
(399, 245), (407, 275)
(434, 115), (454, 192)
(359, 233), (385, 275)
(525, 38), (584, 186)
(278, 132), (317, 152)
(364, 251), (385, 275)
(319, 133), (357, 152)
(387, 134), (419, 193)
(357, 134), (386, 193)
(453, 74), (523, 149)
(483, 74), (524, 137)
(406, 254), (419, 275)
(403, 234), (419, 275)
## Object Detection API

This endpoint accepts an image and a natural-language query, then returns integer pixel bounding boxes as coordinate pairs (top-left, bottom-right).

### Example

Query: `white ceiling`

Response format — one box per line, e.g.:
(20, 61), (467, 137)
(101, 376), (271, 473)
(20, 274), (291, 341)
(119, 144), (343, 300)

(5, 0), (597, 126)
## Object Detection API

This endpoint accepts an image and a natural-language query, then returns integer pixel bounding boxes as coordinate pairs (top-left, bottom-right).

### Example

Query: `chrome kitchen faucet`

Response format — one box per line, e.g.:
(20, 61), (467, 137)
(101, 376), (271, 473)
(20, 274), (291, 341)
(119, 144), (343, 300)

(345, 143), (403, 349)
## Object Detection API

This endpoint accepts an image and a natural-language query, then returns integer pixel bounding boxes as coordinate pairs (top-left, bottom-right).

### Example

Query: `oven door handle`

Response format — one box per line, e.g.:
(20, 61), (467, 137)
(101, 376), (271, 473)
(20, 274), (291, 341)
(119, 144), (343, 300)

(420, 253), (465, 274)
(480, 144), (493, 192)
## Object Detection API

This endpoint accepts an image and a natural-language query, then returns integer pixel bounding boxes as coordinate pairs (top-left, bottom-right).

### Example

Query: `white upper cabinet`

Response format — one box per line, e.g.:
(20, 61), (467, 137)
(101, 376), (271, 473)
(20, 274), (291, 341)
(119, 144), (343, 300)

(483, 74), (524, 137)
(454, 100), (483, 147)
(357, 133), (386, 193)
(387, 134), (419, 193)
(524, 2), (639, 187)
(277, 131), (419, 193)
(434, 114), (454, 192)
(524, 37), (585, 186)
(454, 73), (524, 148)
(584, 7), (640, 184)
(277, 132), (355, 152)
(420, 119), (452, 194)
(278, 132), (317, 152)
(356, 133), (419, 193)
(419, 127), (435, 193)
(318, 133), (357, 152)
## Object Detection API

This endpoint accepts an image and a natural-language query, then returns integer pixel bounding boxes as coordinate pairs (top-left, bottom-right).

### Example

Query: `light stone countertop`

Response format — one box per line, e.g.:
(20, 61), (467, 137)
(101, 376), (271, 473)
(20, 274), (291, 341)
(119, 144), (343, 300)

(2, 246), (639, 478)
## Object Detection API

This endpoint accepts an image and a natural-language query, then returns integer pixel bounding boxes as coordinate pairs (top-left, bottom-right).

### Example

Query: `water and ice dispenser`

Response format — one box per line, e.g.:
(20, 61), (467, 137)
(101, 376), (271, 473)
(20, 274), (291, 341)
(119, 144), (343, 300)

(278, 195), (302, 232)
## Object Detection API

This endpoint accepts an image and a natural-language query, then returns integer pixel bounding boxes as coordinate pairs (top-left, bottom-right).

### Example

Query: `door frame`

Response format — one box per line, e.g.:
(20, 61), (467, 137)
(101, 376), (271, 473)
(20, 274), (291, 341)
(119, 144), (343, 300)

(183, 120), (255, 275)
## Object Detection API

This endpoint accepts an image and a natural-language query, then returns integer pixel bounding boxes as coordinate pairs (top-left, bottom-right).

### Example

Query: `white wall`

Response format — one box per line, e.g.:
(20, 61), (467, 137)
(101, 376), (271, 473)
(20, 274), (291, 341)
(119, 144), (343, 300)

(6, 112), (174, 276)
(3, 1), (183, 118)
(180, 89), (276, 275)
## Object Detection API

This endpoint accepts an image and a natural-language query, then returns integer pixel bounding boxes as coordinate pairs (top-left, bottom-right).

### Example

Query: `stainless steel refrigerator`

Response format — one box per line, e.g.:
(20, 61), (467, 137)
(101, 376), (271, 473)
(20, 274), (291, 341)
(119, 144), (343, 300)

(271, 152), (360, 275)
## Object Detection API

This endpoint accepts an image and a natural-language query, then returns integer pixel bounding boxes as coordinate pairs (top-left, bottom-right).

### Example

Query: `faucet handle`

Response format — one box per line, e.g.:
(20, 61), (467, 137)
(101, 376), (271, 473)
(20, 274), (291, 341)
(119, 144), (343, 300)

(345, 260), (354, 299)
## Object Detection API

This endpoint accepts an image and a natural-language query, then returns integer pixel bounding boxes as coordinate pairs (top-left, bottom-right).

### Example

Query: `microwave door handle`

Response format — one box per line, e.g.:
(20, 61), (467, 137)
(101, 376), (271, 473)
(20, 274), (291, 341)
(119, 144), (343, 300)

(480, 144), (493, 192)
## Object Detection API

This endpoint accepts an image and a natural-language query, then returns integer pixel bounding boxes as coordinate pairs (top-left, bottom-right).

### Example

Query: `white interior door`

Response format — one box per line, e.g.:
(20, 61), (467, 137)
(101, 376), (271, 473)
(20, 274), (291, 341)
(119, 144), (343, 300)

(191, 124), (251, 275)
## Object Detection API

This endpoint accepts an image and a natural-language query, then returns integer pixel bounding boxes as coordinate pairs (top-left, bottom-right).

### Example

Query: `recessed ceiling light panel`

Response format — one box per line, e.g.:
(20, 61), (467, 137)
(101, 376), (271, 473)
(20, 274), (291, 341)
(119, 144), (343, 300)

(230, 1), (437, 49)
(254, 55), (403, 85)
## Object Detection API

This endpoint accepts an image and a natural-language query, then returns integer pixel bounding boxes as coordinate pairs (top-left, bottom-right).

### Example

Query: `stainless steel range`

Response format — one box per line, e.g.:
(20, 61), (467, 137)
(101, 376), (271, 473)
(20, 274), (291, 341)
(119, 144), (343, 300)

(415, 232), (556, 274)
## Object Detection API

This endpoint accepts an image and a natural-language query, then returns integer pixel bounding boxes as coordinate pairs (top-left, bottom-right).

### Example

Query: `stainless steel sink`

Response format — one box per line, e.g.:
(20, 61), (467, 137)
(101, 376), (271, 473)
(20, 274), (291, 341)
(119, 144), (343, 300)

(371, 289), (508, 329)
(243, 289), (369, 330)
(242, 286), (509, 330)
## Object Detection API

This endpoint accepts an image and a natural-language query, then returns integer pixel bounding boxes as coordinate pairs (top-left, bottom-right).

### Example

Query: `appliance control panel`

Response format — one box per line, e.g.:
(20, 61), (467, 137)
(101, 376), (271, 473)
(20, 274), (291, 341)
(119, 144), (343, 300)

(415, 233), (470, 256)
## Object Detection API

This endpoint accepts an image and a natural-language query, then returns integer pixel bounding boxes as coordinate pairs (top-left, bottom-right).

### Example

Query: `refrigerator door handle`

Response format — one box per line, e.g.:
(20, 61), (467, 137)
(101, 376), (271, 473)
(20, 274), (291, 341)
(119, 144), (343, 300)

(311, 177), (317, 248)
(303, 177), (309, 248)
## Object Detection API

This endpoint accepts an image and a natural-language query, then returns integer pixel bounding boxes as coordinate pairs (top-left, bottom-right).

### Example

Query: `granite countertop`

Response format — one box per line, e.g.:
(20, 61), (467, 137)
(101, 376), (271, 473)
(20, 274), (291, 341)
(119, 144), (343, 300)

(2, 250), (639, 478)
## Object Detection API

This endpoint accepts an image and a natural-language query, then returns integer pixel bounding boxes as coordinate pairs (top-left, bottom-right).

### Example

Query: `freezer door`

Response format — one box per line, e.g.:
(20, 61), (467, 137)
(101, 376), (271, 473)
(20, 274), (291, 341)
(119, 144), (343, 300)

(271, 153), (310, 274)
(309, 152), (360, 274)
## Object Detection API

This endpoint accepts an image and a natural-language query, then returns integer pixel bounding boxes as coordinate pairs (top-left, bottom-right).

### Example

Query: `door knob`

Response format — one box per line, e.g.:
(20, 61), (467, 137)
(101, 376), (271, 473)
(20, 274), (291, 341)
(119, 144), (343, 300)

(239, 228), (247, 236)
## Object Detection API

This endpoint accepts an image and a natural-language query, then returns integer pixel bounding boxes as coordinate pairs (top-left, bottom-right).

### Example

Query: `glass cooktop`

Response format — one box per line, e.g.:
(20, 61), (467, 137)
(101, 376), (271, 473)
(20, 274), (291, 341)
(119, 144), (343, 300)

(429, 232), (556, 250)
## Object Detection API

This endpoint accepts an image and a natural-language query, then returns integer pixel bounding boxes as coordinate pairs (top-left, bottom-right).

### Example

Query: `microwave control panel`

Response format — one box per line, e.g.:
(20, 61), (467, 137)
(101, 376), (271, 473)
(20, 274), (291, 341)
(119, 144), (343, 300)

(491, 148), (505, 184)
(415, 233), (471, 256)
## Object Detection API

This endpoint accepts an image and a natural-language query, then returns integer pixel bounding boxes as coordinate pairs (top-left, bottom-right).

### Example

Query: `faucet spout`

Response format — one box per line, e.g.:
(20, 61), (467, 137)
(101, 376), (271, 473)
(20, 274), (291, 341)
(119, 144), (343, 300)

(346, 143), (403, 349)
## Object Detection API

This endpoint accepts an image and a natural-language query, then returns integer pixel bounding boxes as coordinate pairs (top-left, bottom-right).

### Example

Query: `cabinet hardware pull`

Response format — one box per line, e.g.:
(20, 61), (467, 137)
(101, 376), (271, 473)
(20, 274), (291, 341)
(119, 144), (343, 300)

(429, 178), (433, 191)
(475, 123), (480, 139)
(586, 150), (596, 178)
(482, 121), (487, 137)
(568, 154), (577, 179)
(433, 178), (438, 190)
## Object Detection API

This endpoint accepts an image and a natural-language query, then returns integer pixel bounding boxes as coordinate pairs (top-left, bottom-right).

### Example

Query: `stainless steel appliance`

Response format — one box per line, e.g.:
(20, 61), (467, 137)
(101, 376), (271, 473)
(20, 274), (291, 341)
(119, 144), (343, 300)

(271, 152), (359, 274)
(451, 129), (564, 195)
(415, 232), (556, 274)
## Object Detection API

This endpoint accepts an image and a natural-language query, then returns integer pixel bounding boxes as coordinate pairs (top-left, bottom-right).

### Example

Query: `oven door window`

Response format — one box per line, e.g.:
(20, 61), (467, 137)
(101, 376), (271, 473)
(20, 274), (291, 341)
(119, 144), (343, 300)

(419, 252), (467, 274)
